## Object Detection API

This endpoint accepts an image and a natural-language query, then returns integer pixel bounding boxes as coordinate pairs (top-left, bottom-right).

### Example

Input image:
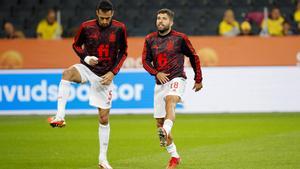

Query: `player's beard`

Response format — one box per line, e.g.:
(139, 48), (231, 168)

(99, 22), (110, 28)
(97, 19), (111, 28)
(157, 24), (171, 34)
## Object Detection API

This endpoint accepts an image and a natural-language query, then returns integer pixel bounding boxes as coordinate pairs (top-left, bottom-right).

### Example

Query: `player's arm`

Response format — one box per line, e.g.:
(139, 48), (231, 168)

(72, 24), (89, 61)
(101, 25), (128, 85)
(181, 35), (203, 92)
(142, 39), (158, 75)
(110, 24), (128, 75)
(72, 24), (98, 66)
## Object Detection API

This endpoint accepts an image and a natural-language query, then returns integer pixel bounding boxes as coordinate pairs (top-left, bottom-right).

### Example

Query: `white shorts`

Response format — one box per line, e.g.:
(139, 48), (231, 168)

(154, 77), (186, 118)
(73, 64), (114, 109)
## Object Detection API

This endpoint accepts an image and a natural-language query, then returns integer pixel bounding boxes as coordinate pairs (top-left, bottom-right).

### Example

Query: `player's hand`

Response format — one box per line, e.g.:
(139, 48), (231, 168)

(101, 71), (114, 85)
(193, 82), (203, 92)
(84, 56), (98, 66)
(156, 72), (170, 84)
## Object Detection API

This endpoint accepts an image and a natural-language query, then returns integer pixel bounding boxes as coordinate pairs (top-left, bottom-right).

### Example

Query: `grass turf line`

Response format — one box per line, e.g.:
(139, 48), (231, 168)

(0, 113), (299, 169)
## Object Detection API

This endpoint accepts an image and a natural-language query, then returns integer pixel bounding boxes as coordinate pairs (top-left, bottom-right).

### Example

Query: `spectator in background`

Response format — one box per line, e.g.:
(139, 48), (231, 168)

(218, 9), (240, 37)
(262, 7), (285, 36)
(3, 21), (25, 39)
(294, 1), (300, 34)
(282, 21), (293, 35)
(240, 21), (252, 36)
(245, 11), (264, 27)
(36, 9), (62, 39)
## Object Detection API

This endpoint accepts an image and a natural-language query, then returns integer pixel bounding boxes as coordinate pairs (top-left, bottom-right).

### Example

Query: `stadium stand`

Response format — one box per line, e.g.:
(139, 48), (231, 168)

(0, 0), (298, 37)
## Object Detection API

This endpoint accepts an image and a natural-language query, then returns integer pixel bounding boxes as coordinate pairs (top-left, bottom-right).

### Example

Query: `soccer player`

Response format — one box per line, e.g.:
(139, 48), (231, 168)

(142, 9), (203, 169)
(48, 0), (127, 168)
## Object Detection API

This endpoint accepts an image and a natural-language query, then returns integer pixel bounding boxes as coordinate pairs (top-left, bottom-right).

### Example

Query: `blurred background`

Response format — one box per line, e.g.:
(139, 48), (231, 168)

(0, 0), (300, 37)
(0, 1), (300, 169)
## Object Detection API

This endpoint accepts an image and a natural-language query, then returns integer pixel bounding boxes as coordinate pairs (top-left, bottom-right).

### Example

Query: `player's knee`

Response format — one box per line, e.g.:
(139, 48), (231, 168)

(62, 68), (74, 80)
(165, 96), (179, 105)
(99, 114), (109, 125)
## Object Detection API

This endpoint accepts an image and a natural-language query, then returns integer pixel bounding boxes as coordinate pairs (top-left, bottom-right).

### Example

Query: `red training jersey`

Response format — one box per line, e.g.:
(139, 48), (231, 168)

(142, 30), (202, 84)
(73, 19), (127, 76)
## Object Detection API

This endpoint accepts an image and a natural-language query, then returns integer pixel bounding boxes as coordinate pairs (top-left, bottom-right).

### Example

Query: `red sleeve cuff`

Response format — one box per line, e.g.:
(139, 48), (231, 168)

(195, 78), (202, 83)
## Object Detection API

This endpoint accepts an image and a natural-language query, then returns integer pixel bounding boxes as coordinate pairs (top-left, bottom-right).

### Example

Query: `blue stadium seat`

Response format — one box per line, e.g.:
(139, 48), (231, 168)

(0, 0), (18, 10)
(18, 0), (41, 9)
(0, 0), (296, 37)
(273, 0), (295, 7)
(40, 0), (62, 9)
(230, 0), (252, 7)
(61, 0), (79, 10)
(208, 7), (227, 20)
(250, 0), (274, 7)
(79, 0), (97, 10)
(206, 20), (220, 35)
(234, 8), (251, 22)
(80, 10), (95, 21)
(0, 7), (11, 20)
(280, 7), (294, 21)
(205, 0), (231, 7)
(11, 5), (33, 18)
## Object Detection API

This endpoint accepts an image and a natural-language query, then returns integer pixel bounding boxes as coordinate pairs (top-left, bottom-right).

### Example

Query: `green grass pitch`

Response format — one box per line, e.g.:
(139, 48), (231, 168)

(0, 113), (300, 169)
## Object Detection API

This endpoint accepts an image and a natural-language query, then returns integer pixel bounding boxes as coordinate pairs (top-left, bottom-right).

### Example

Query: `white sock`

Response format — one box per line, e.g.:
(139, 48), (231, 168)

(163, 119), (173, 136)
(99, 123), (110, 162)
(166, 142), (180, 158)
(56, 80), (71, 120)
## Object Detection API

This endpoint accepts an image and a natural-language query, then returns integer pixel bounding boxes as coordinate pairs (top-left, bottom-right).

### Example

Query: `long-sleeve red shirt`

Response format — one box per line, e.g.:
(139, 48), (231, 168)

(142, 30), (202, 84)
(73, 19), (127, 76)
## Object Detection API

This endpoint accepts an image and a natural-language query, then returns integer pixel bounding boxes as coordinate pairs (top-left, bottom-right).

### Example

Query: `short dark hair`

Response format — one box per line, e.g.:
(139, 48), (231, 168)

(97, 0), (113, 11)
(271, 6), (280, 11)
(47, 8), (56, 15)
(157, 8), (175, 20)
